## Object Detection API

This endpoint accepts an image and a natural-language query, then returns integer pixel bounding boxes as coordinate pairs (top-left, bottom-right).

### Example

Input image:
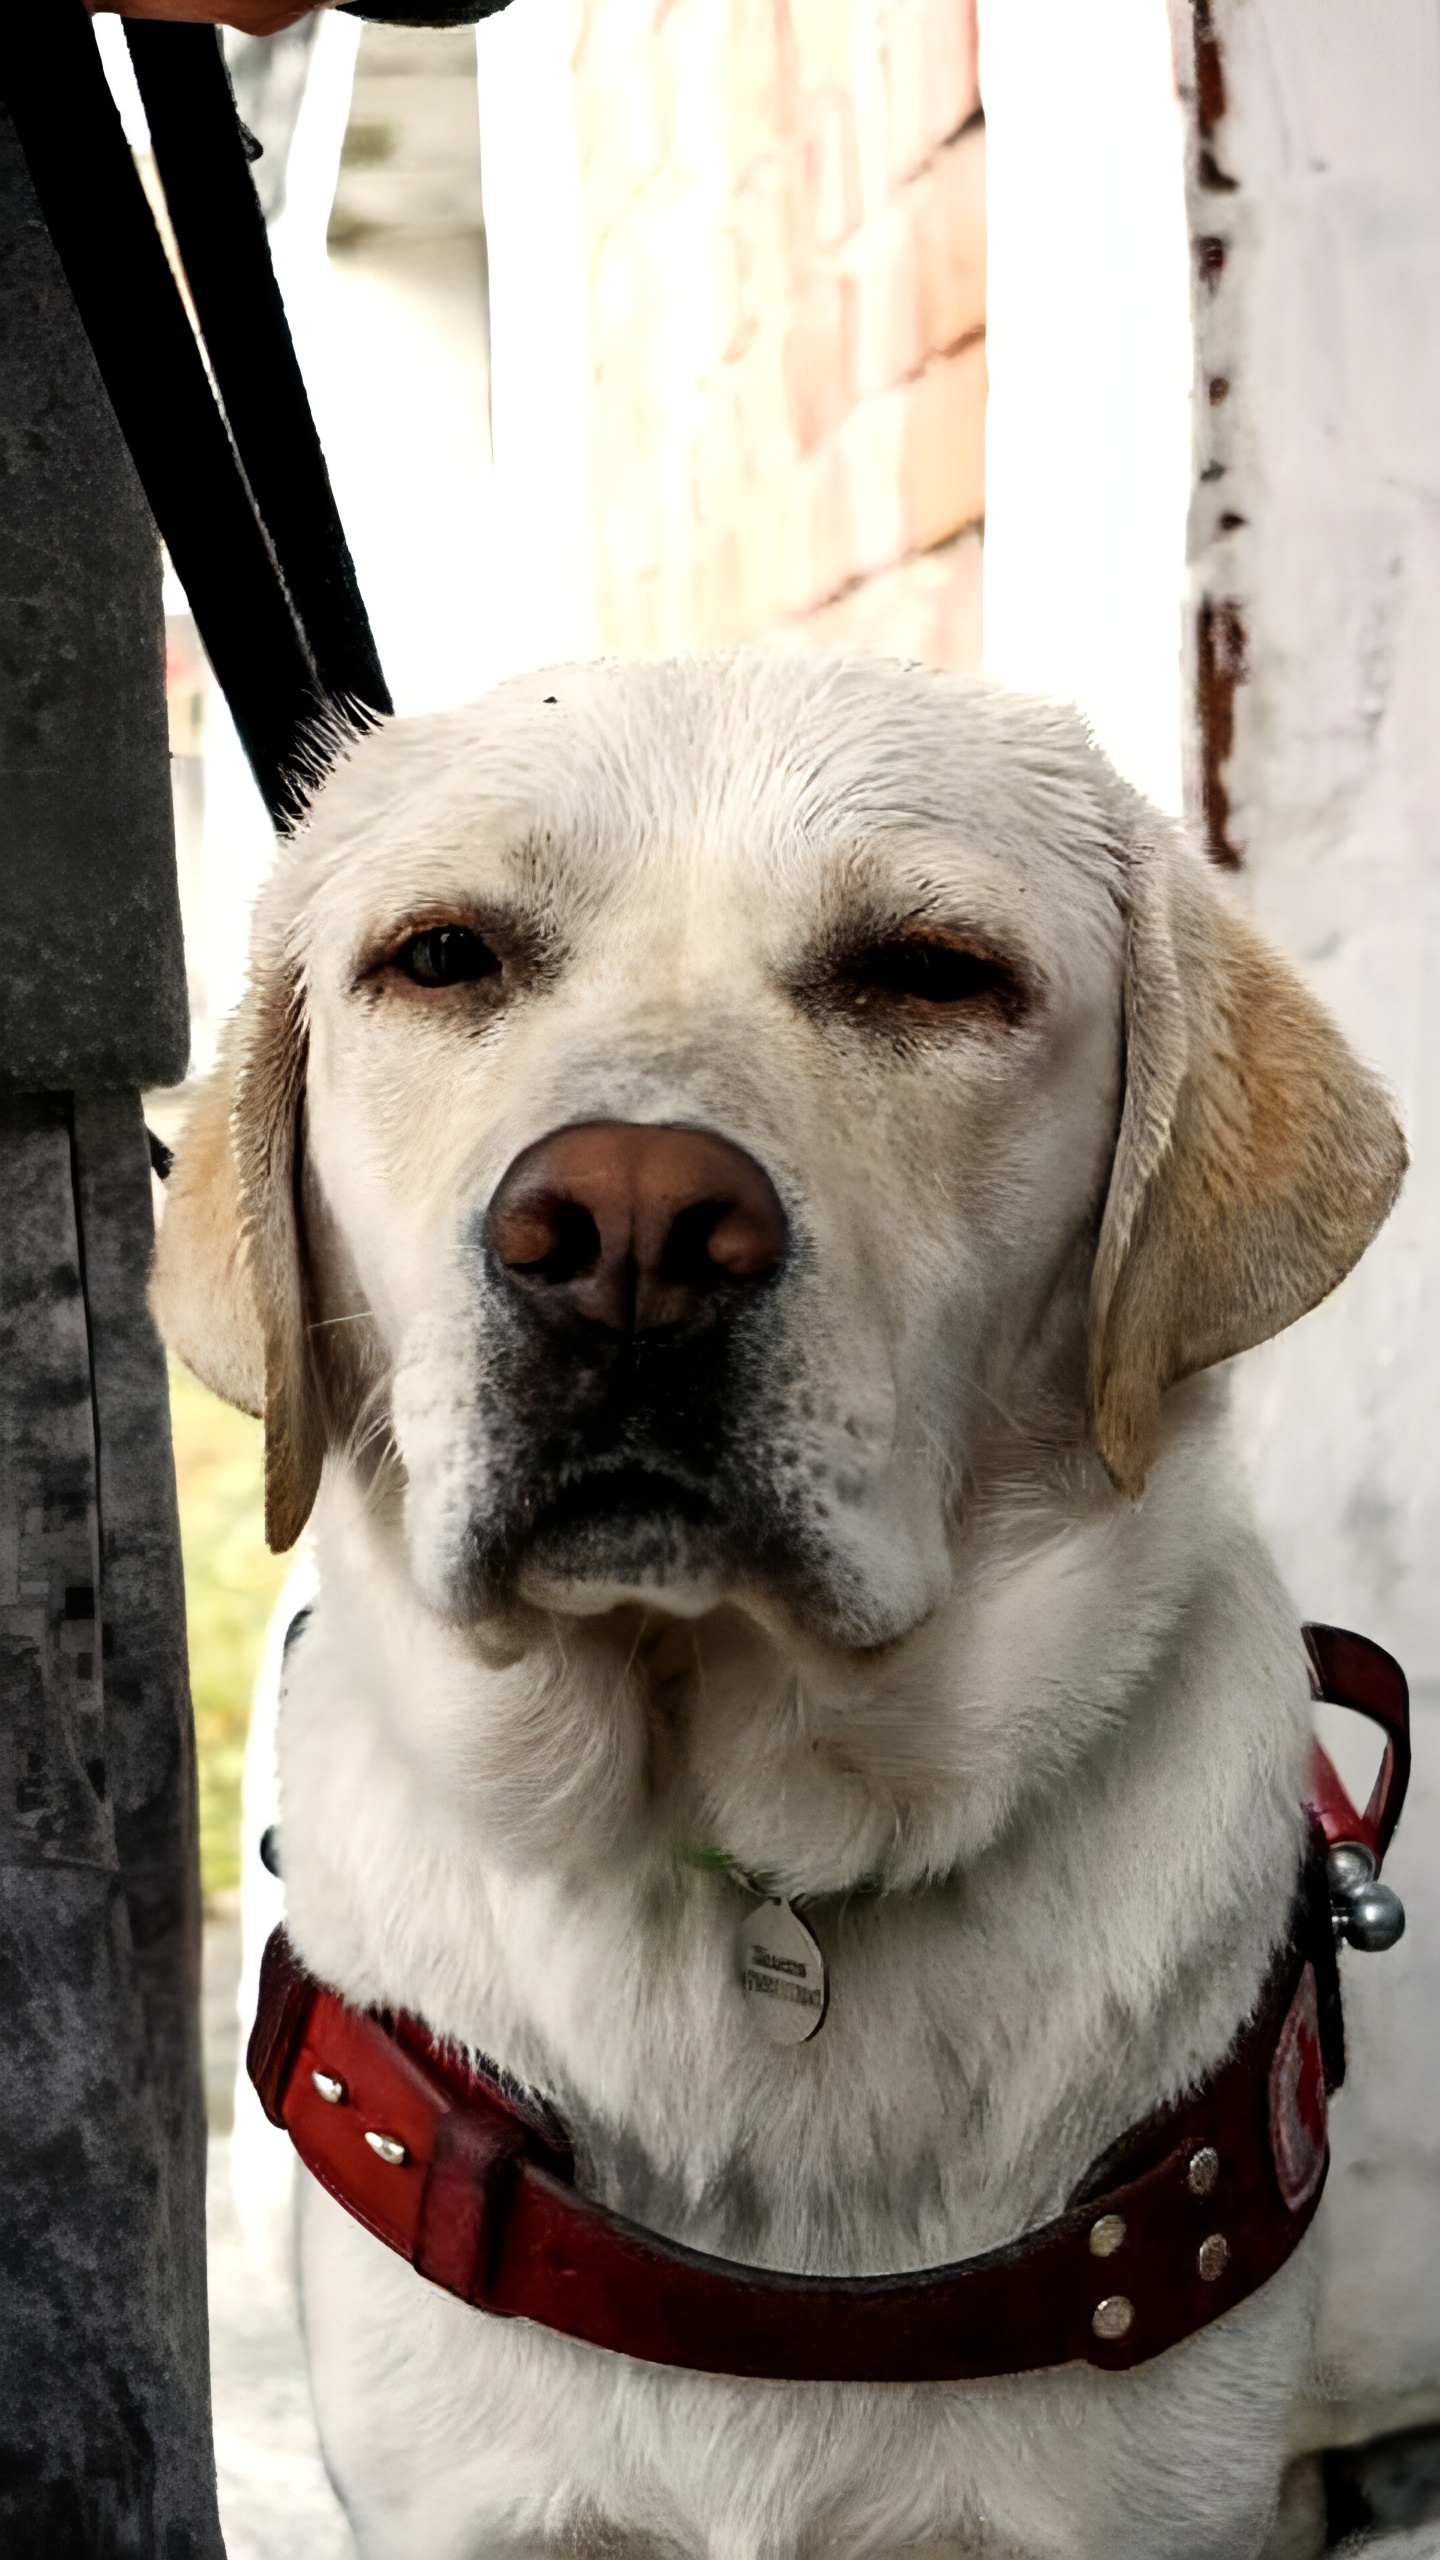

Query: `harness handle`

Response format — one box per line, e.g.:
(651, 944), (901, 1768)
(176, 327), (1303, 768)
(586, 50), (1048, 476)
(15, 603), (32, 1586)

(1304, 1621), (1411, 1870)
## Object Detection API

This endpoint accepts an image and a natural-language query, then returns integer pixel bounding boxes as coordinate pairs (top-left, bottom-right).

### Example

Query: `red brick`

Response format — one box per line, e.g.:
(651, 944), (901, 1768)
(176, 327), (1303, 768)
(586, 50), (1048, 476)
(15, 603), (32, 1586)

(837, 385), (906, 576)
(722, 0), (801, 159)
(572, 4), (665, 228)
(913, 120), (985, 356)
(782, 267), (857, 455)
(925, 523), (984, 666)
(899, 337), (987, 552)
(881, 0), (980, 188)
(790, 0), (853, 92)
(784, 524), (983, 671)
(847, 199), (922, 399)
(800, 83), (860, 252)
(726, 155), (796, 359)
(692, 524), (750, 644)
(794, 439), (856, 612)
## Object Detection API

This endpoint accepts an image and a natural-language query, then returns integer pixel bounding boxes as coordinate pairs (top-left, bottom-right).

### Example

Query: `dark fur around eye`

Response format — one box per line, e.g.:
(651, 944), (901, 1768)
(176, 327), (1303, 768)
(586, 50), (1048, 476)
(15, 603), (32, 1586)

(843, 936), (1028, 1020)
(393, 927), (502, 988)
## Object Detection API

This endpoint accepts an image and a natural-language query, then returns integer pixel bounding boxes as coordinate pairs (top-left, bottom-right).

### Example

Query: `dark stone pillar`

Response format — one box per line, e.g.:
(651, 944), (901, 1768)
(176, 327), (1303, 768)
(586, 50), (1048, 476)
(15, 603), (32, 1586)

(0, 94), (222, 2560)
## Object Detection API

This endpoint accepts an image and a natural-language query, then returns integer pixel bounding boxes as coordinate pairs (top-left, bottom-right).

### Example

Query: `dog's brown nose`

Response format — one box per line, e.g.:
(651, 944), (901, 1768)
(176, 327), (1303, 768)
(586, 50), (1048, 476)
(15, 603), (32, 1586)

(487, 1122), (786, 1334)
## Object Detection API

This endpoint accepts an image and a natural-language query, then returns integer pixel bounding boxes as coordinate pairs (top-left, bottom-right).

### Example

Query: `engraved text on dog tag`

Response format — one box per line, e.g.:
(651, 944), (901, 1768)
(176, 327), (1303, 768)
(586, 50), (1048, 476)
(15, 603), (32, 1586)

(738, 1898), (828, 2045)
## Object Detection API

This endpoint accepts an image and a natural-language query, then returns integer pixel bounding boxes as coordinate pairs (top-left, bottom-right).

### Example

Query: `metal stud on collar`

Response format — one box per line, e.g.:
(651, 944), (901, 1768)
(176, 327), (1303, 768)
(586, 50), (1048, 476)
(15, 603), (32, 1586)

(1186, 2145), (1219, 2198)
(1327, 1843), (1406, 1953)
(364, 2130), (407, 2166)
(1091, 2295), (1133, 2341)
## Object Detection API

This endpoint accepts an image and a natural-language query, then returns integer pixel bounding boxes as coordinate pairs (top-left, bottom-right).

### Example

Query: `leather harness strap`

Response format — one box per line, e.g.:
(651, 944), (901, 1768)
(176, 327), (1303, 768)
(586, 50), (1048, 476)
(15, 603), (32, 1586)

(248, 1625), (1407, 2385)
(1303, 1621), (1411, 1865)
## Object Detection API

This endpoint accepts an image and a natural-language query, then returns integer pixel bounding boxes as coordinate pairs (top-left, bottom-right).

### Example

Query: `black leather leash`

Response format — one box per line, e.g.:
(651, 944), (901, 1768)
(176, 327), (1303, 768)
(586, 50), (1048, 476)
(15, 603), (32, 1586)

(0, 0), (398, 824)
(125, 21), (389, 730)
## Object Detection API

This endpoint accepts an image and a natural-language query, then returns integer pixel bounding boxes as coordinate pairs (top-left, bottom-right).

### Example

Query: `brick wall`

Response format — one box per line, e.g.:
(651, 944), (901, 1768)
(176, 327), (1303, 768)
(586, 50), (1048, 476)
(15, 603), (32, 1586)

(571, 0), (985, 668)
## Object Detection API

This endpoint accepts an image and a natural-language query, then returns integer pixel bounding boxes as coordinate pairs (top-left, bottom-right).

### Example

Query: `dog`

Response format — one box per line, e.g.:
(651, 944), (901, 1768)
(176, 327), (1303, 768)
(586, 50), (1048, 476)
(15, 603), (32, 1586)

(154, 652), (1408, 2560)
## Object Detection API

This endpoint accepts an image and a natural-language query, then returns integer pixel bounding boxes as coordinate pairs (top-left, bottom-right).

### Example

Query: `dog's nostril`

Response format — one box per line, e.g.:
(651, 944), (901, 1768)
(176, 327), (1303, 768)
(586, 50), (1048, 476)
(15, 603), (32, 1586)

(487, 1121), (787, 1335)
(659, 1200), (728, 1292)
(658, 1198), (781, 1292)
(497, 1193), (602, 1286)
(707, 1199), (785, 1282)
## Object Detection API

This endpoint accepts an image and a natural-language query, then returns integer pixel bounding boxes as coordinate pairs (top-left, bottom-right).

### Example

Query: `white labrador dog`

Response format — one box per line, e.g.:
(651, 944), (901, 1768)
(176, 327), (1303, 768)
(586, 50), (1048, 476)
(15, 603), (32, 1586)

(155, 654), (1408, 2560)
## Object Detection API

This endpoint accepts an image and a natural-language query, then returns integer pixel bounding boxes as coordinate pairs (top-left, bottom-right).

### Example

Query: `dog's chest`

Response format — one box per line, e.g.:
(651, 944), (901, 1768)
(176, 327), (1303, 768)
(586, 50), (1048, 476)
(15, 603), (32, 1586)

(285, 1811), (1183, 2286)
(556, 1909), (1001, 2273)
(276, 1528), (1314, 2556)
(277, 1620), (1288, 2286)
(296, 2160), (1313, 2560)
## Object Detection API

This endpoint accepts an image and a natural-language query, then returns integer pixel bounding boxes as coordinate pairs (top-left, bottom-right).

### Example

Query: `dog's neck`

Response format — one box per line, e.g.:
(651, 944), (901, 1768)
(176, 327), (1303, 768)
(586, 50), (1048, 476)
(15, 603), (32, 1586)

(278, 1375), (1311, 2268)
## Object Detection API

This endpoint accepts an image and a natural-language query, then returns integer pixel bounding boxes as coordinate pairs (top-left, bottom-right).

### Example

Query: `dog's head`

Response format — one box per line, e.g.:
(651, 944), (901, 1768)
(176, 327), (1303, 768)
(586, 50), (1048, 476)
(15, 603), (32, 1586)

(153, 655), (1403, 1657)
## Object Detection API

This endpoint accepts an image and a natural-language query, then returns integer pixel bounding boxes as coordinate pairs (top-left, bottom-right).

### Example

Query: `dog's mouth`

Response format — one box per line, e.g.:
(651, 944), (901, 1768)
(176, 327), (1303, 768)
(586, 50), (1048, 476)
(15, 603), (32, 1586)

(437, 1393), (887, 1641)
(529, 1461), (717, 1539)
(507, 1459), (728, 1613)
(462, 1299), (746, 1607)
(444, 1290), (829, 1620)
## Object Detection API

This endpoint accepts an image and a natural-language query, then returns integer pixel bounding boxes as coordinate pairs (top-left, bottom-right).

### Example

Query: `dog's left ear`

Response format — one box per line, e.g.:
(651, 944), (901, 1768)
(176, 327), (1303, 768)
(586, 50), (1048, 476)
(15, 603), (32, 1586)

(1089, 818), (1407, 1496)
(151, 915), (324, 1552)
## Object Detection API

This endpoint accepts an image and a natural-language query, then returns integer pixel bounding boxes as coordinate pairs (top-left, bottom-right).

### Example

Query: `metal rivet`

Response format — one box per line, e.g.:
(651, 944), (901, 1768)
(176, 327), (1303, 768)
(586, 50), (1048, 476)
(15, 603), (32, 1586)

(364, 2130), (407, 2166)
(1339, 1880), (1406, 1953)
(311, 2070), (345, 2105)
(1091, 2295), (1134, 2341)
(1197, 2232), (1230, 2282)
(1089, 2213), (1126, 2259)
(1327, 1841), (1376, 1898)
(1187, 2145), (1219, 2197)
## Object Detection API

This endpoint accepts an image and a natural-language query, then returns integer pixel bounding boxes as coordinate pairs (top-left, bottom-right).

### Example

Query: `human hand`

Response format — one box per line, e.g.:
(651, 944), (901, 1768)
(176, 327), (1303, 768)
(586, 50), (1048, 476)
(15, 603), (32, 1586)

(88, 0), (332, 31)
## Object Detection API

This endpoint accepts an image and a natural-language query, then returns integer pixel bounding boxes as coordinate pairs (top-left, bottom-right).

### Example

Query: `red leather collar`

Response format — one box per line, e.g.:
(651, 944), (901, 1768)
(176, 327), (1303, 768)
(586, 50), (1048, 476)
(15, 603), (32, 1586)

(249, 1623), (1406, 2384)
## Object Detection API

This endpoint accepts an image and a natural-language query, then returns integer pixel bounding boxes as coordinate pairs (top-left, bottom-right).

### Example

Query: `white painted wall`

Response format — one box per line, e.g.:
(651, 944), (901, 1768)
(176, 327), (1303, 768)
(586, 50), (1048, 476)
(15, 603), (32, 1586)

(979, 0), (1193, 812)
(269, 19), (500, 722)
(982, 0), (1440, 1680)
(981, 0), (1440, 2445)
(1200, 5), (1440, 1686)
(475, 0), (597, 674)
(1187, 0), (1440, 2443)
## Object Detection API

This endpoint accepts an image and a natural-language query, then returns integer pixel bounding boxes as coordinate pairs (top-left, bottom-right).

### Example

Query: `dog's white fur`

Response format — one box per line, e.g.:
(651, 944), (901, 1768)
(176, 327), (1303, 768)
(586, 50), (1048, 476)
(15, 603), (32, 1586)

(155, 655), (1406, 2559)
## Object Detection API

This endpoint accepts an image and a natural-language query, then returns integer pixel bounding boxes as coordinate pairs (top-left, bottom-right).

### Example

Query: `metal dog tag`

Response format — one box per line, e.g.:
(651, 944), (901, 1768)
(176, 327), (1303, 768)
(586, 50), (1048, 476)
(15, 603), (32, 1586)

(738, 1898), (828, 2045)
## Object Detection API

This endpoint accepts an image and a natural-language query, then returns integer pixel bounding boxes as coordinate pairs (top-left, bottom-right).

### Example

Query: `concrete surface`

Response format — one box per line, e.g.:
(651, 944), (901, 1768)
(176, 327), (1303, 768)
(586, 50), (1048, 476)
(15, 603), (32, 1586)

(203, 1909), (357, 2560)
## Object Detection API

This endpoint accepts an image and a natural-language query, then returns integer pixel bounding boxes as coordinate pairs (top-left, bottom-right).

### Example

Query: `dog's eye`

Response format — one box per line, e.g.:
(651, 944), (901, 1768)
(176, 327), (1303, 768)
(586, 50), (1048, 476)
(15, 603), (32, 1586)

(393, 927), (501, 989)
(846, 937), (1026, 1017)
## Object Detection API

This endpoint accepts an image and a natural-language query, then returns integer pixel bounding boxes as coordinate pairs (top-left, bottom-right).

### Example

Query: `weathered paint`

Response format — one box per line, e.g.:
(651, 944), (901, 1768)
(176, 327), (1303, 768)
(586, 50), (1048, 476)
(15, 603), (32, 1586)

(1194, 591), (1247, 866)
(985, 0), (1440, 2448)
(1178, 0), (1440, 2443)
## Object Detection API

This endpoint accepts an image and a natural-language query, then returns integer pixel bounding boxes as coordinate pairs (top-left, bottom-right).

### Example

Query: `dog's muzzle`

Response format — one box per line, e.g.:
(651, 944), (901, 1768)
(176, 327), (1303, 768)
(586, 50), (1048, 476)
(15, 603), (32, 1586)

(469, 1121), (794, 1600)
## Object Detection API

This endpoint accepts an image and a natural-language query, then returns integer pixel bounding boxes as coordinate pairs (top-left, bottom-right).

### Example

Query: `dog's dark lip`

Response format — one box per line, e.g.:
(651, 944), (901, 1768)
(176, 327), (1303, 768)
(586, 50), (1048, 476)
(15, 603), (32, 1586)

(529, 1463), (717, 1535)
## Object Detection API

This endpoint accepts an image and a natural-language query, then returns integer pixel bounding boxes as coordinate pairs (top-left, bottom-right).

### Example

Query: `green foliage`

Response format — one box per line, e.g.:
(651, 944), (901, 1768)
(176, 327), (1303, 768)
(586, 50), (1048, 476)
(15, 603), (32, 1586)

(168, 1361), (289, 1903)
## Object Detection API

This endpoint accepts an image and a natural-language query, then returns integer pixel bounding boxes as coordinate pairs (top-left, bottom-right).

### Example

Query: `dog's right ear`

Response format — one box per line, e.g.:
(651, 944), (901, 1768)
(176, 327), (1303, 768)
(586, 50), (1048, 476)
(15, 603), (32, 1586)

(150, 931), (324, 1552)
(1088, 815), (1406, 1496)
